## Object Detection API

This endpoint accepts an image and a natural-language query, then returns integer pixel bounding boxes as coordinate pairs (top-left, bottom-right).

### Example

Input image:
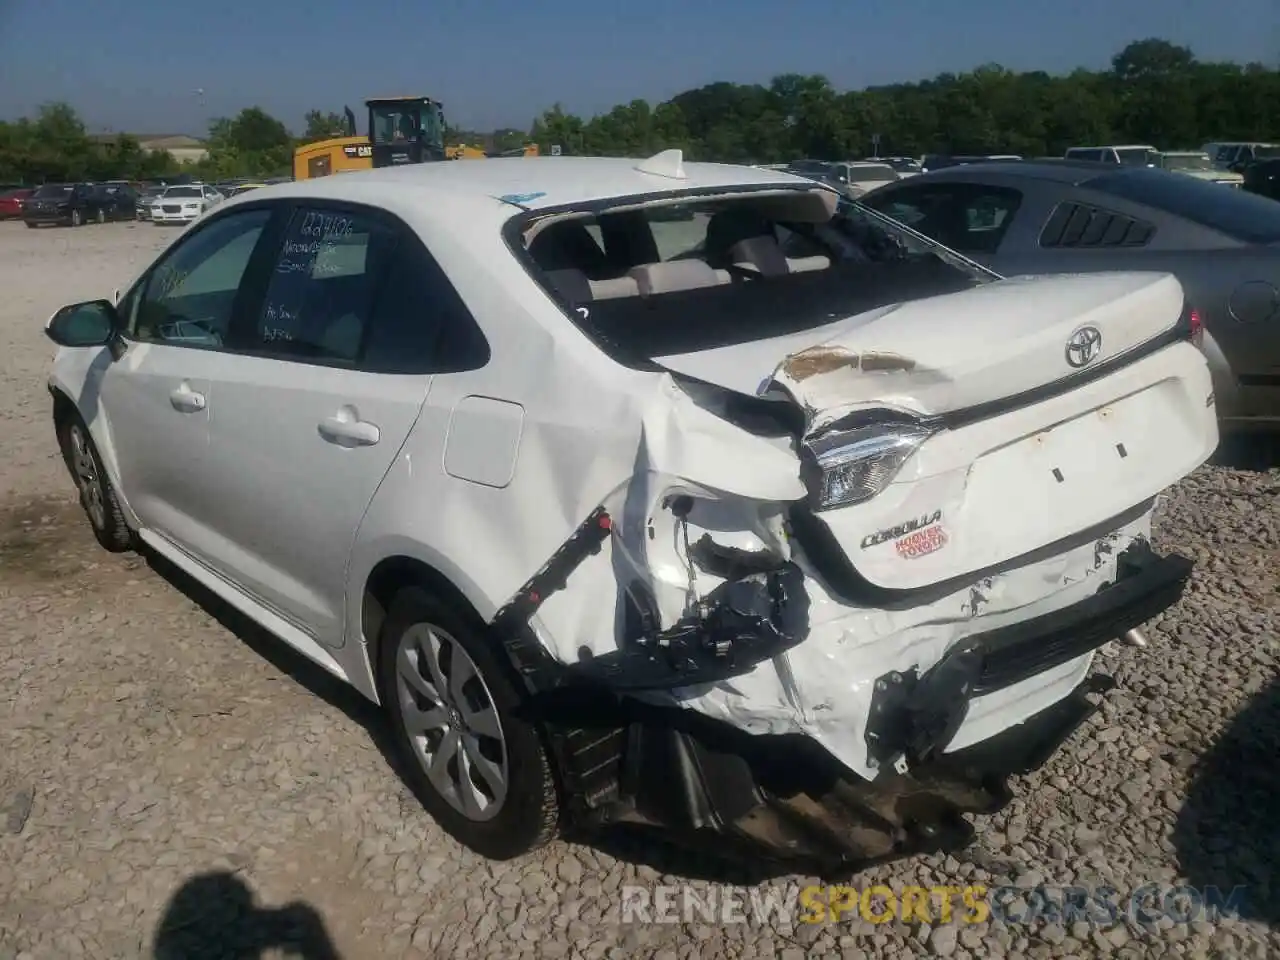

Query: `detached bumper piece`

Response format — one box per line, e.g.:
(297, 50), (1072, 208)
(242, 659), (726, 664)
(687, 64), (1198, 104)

(579, 685), (1103, 873)
(863, 538), (1192, 771)
(552, 541), (1191, 871)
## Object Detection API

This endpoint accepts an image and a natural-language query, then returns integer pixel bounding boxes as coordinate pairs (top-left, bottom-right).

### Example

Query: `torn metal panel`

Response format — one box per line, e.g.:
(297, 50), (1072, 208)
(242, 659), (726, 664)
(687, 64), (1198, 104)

(654, 271), (1191, 420)
(661, 512), (1159, 781)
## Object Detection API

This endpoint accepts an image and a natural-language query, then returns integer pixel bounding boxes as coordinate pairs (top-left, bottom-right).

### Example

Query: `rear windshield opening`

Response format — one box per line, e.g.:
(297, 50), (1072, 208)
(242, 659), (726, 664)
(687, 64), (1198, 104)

(517, 191), (993, 365)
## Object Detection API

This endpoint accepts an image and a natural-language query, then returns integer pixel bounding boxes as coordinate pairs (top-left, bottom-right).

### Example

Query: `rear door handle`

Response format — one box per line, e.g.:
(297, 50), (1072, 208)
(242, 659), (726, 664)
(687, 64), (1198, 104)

(318, 414), (380, 447)
(169, 385), (206, 413)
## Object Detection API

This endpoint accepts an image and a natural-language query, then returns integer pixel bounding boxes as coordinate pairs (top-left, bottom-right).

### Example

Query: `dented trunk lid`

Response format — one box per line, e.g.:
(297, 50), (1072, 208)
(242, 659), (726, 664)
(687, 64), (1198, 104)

(652, 271), (1187, 422)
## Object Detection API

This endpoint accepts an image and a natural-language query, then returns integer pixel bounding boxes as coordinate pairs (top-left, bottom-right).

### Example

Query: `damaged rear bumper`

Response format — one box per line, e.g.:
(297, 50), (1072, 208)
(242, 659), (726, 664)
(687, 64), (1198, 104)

(521, 537), (1191, 867)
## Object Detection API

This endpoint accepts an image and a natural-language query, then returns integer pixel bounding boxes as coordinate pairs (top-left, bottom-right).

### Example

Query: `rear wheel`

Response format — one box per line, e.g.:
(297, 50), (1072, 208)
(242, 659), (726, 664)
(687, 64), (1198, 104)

(57, 414), (133, 552)
(95, 207), (106, 224)
(25, 221), (36, 229)
(377, 586), (559, 859)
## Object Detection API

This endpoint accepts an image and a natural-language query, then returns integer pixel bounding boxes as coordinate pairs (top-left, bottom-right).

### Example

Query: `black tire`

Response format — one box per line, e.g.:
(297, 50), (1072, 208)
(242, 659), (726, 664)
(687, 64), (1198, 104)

(377, 586), (559, 859)
(69, 209), (83, 227)
(95, 208), (106, 224)
(56, 413), (133, 552)
(25, 221), (36, 229)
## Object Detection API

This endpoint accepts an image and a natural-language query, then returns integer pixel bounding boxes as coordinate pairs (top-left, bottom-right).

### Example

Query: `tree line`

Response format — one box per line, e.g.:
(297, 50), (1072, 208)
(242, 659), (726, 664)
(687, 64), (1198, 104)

(1, 38), (1276, 185)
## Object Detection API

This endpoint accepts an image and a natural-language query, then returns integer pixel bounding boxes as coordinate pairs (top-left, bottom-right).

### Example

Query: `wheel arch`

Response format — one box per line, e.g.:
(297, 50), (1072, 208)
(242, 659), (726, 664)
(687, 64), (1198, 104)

(358, 551), (497, 704)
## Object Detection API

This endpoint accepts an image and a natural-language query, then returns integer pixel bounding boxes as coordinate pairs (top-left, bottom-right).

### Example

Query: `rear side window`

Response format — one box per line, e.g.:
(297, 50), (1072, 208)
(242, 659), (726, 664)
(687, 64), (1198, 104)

(359, 240), (491, 374)
(251, 207), (399, 363)
(1086, 168), (1280, 243)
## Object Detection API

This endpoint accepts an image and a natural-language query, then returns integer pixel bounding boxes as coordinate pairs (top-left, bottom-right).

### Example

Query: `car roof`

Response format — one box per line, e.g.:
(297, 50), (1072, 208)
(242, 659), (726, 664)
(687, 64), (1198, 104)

(240, 155), (816, 214)
(1068, 144), (1155, 151)
(910, 158), (1144, 185)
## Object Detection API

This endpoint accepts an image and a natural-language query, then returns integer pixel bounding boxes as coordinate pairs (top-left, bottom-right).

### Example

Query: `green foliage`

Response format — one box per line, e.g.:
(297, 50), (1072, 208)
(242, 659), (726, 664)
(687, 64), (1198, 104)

(530, 39), (1279, 160)
(1, 39), (1276, 186)
(301, 109), (350, 143)
(193, 107), (294, 178)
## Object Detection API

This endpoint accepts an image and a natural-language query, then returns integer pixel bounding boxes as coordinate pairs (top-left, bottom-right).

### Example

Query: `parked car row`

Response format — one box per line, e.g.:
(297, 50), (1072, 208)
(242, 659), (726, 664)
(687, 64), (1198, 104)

(7, 176), (294, 229)
(0, 186), (33, 219)
(21, 182), (139, 227)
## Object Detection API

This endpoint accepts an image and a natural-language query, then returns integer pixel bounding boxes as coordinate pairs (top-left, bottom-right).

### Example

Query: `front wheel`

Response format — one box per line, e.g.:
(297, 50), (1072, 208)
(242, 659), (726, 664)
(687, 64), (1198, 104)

(69, 209), (83, 227)
(377, 586), (560, 859)
(56, 414), (133, 552)
(95, 207), (106, 224)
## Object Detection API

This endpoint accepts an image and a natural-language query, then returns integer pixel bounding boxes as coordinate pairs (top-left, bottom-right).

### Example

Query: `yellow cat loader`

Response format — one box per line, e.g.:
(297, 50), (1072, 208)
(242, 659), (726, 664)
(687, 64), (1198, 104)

(294, 96), (540, 179)
(293, 96), (447, 180)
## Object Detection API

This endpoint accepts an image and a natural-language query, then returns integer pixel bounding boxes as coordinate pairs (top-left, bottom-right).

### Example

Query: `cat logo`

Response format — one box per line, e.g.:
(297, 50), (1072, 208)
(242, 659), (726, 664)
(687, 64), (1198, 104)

(342, 145), (373, 159)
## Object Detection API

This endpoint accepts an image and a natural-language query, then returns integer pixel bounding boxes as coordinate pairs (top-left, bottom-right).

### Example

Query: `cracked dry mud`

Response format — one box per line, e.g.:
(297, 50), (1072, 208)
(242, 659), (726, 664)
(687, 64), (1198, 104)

(1, 220), (1277, 959)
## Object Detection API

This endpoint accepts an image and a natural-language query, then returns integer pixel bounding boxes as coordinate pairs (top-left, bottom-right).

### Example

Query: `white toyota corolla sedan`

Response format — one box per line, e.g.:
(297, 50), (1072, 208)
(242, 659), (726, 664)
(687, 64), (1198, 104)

(44, 152), (1218, 868)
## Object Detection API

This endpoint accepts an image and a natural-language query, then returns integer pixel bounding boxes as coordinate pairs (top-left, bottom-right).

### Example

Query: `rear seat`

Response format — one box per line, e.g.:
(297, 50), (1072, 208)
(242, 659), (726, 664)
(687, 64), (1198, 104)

(543, 253), (833, 304)
(542, 268), (641, 302)
(628, 260), (726, 296)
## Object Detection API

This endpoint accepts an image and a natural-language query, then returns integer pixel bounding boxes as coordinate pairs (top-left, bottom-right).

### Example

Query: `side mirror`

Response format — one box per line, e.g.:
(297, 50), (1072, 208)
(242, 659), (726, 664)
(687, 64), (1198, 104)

(45, 300), (119, 348)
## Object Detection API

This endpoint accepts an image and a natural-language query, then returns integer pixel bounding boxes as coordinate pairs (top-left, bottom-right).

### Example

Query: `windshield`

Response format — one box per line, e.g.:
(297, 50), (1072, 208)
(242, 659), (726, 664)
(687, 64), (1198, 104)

(370, 101), (444, 147)
(164, 187), (202, 199)
(1116, 148), (1155, 166)
(1087, 168), (1280, 243)
(1161, 154), (1213, 171)
(34, 185), (72, 198)
(518, 190), (994, 365)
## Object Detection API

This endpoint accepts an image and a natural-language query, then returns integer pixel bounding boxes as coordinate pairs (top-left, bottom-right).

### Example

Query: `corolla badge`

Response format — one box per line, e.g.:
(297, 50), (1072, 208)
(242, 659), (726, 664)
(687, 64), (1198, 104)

(1065, 325), (1103, 368)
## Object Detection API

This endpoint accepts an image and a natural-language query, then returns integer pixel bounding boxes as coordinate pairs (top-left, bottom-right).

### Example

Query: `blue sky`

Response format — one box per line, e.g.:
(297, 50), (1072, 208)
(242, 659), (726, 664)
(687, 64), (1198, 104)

(0, 0), (1274, 136)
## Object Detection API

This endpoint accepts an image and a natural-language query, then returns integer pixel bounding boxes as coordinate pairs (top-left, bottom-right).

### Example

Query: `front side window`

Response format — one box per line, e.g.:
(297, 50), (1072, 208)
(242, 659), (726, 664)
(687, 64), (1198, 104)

(131, 208), (272, 347)
(248, 206), (399, 363)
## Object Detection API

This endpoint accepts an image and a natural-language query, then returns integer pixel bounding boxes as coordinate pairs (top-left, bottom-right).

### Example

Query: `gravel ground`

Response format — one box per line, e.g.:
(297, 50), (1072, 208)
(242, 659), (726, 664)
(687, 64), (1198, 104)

(0, 219), (1277, 959)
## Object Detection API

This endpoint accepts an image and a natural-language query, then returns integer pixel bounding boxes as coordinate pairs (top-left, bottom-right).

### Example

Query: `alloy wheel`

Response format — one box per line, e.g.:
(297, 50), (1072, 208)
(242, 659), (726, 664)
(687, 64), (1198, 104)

(68, 424), (106, 530)
(394, 623), (509, 821)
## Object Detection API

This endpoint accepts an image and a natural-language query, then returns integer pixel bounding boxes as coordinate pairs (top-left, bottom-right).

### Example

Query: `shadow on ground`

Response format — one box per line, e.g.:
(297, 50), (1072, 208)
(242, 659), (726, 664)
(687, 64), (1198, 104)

(140, 550), (802, 884)
(153, 870), (343, 960)
(1173, 677), (1280, 928)
(1211, 432), (1280, 472)
(140, 550), (411, 783)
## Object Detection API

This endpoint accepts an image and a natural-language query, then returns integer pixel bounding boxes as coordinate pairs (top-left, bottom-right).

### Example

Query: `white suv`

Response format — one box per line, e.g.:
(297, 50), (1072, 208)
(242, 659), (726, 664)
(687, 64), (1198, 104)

(44, 154), (1217, 868)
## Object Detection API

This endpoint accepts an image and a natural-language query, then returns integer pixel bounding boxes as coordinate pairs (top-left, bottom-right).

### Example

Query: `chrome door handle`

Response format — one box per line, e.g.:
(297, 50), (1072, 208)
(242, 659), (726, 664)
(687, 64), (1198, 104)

(169, 386), (206, 412)
(318, 415), (380, 447)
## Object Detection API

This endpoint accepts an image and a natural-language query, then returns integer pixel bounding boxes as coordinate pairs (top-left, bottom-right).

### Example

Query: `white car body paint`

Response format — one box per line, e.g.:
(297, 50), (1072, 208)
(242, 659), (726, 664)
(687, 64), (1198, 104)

(47, 155), (1219, 787)
(148, 185), (224, 225)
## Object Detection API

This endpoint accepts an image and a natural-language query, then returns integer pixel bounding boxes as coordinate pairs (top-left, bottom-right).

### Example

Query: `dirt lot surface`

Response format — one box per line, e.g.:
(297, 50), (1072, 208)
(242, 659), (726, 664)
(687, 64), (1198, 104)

(0, 219), (1277, 959)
